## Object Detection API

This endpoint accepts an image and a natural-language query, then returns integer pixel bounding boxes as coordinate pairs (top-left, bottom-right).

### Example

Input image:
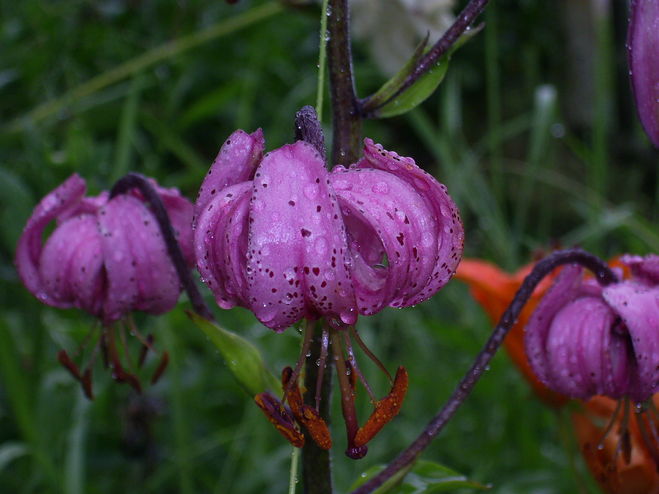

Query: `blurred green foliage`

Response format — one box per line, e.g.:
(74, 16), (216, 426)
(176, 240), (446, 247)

(0, 0), (656, 493)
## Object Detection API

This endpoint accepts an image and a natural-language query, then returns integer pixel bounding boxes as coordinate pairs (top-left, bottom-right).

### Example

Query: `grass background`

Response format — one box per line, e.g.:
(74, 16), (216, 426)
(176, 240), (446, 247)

(0, 0), (657, 492)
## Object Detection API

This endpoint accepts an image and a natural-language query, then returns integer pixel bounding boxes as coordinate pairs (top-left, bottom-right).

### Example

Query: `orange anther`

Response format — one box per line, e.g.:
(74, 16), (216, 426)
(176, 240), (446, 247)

(254, 392), (305, 448)
(282, 366), (332, 450)
(354, 366), (408, 447)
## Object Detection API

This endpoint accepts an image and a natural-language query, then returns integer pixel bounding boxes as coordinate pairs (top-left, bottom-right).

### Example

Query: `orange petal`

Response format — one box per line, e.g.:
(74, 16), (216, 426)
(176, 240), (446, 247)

(354, 366), (408, 447)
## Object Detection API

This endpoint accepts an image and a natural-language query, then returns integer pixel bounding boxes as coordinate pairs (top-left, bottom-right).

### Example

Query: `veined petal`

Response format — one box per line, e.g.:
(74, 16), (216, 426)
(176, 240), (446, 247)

(355, 139), (463, 305)
(603, 282), (659, 401)
(195, 129), (265, 221)
(546, 297), (629, 399)
(15, 174), (87, 304)
(628, 0), (659, 147)
(39, 214), (105, 314)
(246, 141), (356, 331)
(98, 195), (180, 322)
(194, 182), (252, 309)
(151, 184), (195, 266)
(330, 167), (436, 313)
(525, 265), (585, 386)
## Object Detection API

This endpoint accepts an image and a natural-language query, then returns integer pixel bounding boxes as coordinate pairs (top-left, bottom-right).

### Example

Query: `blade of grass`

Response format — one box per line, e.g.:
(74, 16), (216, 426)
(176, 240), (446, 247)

(64, 392), (90, 494)
(6, 2), (283, 133)
(162, 323), (194, 494)
(0, 318), (60, 489)
(111, 74), (145, 182)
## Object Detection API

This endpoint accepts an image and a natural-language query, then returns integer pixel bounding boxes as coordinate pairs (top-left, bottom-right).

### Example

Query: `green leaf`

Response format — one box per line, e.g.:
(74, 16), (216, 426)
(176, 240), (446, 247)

(187, 312), (281, 396)
(351, 460), (490, 493)
(366, 27), (482, 119)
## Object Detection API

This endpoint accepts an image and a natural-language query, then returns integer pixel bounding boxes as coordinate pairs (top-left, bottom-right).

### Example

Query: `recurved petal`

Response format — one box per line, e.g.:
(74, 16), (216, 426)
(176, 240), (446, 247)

(355, 139), (463, 305)
(98, 195), (181, 322)
(195, 129), (265, 221)
(622, 254), (659, 285)
(38, 214), (105, 314)
(16, 174), (87, 304)
(603, 281), (659, 402)
(331, 167), (436, 313)
(194, 182), (252, 309)
(246, 141), (356, 331)
(546, 297), (629, 399)
(628, 0), (659, 147)
(525, 265), (585, 387)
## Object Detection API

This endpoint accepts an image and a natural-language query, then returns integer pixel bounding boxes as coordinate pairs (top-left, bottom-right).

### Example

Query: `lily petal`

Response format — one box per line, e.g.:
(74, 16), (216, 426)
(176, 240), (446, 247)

(356, 139), (463, 305)
(195, 129), (265, 220)
(246, 141), (356, 330)
(39, 214), (105, 315)
(628, 0), (659, 147)
(603, 282), (659, 401)
(98, 195), (180, 322)
(15, 174), (87, 305)
(330, 167), (435, 313)
(194, 182), (252, 309)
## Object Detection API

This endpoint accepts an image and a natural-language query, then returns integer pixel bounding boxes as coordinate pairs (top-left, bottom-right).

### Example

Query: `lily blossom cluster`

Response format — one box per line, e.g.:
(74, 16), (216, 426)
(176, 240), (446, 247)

(194, 126), (463, 457)
(15, 173), (194, 396)
(628, 0), (659, 147)
(525, 254), (658, 403)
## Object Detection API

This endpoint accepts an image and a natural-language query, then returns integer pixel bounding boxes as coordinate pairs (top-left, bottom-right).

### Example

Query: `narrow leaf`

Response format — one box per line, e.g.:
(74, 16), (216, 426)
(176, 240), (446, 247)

(351, 460), (490, 493)
(187, 311), (281, 395)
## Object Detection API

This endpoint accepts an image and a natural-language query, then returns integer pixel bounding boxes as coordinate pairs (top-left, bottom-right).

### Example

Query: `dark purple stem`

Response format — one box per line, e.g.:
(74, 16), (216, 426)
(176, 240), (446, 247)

(360, 0), (490, 116)
(327, 0), (361, 165)
(351, 249), (617, 494)
(110, 173), (215, 321)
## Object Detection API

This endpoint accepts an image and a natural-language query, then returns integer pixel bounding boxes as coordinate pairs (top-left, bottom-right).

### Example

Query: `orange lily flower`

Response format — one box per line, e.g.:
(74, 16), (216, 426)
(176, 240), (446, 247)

(455, 258), (567, 407)
(572, 395), (659, 494)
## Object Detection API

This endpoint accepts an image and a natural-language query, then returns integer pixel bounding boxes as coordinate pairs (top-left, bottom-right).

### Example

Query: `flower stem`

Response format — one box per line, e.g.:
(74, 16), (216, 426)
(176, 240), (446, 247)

(326, 0), (361, 165)
(110, 173), (214, 321)
(350, 249), (617, 494)
(363, 0), (490, 114)
(302, 326), (334, 494)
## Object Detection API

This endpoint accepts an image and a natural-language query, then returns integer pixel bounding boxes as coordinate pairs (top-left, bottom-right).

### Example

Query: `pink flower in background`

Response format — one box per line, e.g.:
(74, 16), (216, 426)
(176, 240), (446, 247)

(525, 254), (659, 403)
(16, 174), (194, 324)
(628, 0), (659, 146)
(194, 130), (464, 332)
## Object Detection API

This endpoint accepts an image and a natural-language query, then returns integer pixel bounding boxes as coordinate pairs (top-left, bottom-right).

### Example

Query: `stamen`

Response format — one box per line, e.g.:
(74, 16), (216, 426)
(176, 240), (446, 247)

(282, 367), (332, 450)
(150, 352), (169, 385)
(138, 334), (155, 368)
(106, 325), (142, 393)
(349, 326), (392, 383)
(331, 331), (367, 459)
(613, 397), (632, 465)
(343, 331), (377, 403)
(118, 321), (135, 371)
(635, 402), (659, 469)
(285, 319), (316, 399)
(255, 392), (305, 448)
(315, 325), (330, 411)
(596, 398), (624, 450)
(58, 350), (83, 381)
(354, 366), (408, 448)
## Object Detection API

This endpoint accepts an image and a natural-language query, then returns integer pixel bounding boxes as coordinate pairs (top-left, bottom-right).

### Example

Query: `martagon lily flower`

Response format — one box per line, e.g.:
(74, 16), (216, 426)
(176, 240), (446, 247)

(194, 118), (463, 457)
(628, 0), (659, 147)
(15, 173), (194, 397)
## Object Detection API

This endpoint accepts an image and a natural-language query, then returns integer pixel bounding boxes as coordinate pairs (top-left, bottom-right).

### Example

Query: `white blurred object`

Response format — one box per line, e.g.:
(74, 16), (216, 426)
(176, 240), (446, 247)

(351, 0), (456, 75)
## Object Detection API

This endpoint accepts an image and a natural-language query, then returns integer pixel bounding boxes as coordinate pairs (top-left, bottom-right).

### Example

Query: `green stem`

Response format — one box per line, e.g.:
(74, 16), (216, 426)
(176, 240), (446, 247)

(316, 0), (330, 123)
(301, 328), (333, 494)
